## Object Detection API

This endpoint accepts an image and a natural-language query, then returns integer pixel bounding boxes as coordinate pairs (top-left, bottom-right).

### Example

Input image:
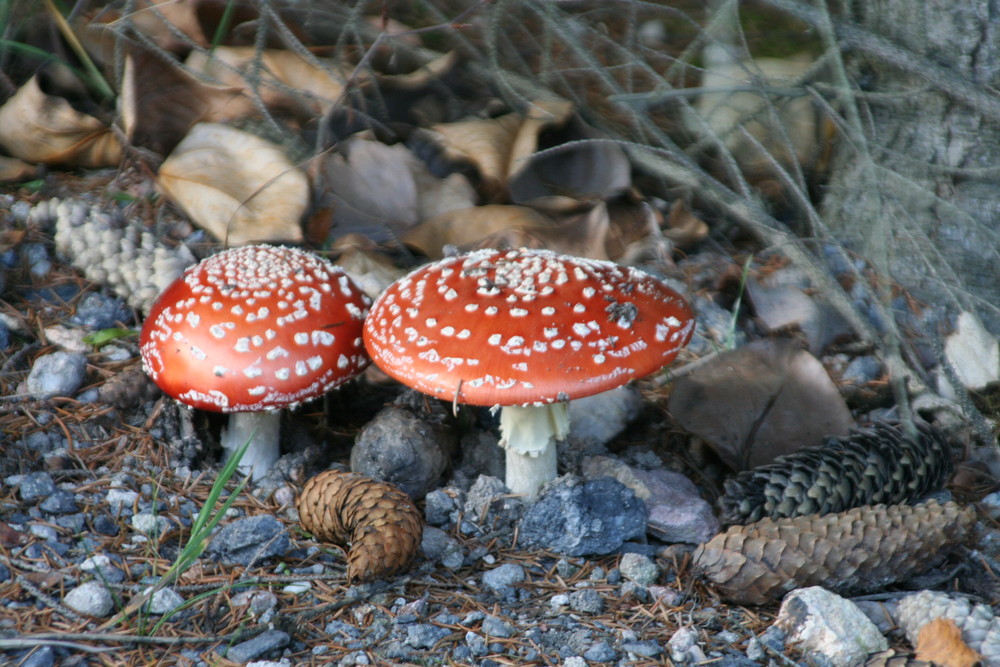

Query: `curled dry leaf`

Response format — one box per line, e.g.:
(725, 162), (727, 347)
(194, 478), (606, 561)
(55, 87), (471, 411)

(157, 123), (307, 245)
(663, 199), (710, 248)
(187, 47), (347, 117)
(668, 338), (854, 470)
(0, 156), (40, 183)
(692, 500), (975, 605)
(328, 234), (407, 300)
(321, 136), (476, 243)
(120, 52), (256, 155)
(0, 76), (121, 167)
(916, 618), (984, 667)
(297, 470), (423, 582)
(403, 202), (614, 261)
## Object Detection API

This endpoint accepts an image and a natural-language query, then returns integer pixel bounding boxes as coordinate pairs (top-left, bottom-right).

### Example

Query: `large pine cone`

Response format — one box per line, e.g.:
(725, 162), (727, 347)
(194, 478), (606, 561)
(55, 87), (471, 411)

(896, 590), (1000, 666)
(297, 470), (423, 582)
(692, 500), (974, 605)
(719, 421), (954, 525)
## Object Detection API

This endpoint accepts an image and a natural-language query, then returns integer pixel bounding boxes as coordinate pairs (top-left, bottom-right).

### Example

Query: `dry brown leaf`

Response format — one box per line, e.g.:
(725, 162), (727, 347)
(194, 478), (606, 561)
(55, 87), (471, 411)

(916, 618), (984, 667)
(424, 99), (574, 196)
(321, 136), (476, 243)
(120, 52), (257, 155)
(157, 123), (307, 245)
(669, 338), (855, 470)
(0, 76), (121, 167)
(403, 205), (552, 258)
(0, 157), (40, 183)
(187, 47), (347, 117)
(663, 199), (710, 248)
(329, 234), (408, 299)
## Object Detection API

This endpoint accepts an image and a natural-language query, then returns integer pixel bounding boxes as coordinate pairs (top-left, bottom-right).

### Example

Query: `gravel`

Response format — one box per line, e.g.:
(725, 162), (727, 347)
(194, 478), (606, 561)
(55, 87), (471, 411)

(25, 351), (88, 399)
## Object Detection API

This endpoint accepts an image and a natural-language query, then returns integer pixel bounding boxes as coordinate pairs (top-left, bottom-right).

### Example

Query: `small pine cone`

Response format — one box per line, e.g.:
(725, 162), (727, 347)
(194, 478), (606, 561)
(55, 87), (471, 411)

(719, 421), (954, 525)
(897, 591), (1000, 666)
(297, 470), (423, 582)
(40, 198), (196, 314)
(692, 500), (974, 605)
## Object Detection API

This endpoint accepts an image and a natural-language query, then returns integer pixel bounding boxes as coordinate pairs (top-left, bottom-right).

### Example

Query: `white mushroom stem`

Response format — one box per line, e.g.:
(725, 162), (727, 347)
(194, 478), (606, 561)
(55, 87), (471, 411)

(220, 411), (282, 481)
(498, 402), (570, 501)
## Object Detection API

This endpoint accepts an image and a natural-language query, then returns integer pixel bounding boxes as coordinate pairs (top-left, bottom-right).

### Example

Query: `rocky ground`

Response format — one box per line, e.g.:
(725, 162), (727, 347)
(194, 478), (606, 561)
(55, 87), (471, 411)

(1, 179), (1000, 667)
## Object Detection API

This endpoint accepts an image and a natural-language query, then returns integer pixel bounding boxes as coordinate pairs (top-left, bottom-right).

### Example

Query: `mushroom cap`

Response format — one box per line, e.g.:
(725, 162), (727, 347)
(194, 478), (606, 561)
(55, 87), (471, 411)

(363, 248), (694, 407)
(140, 245), (371, 413)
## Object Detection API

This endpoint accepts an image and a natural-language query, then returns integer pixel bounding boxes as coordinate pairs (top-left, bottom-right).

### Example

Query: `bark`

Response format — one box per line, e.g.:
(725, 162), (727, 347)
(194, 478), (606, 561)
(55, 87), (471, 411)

(820, 0), (1000, 330)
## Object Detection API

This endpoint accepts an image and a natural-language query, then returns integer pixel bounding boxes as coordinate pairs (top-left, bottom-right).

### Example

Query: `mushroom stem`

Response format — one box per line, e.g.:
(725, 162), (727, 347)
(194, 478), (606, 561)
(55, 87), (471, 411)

(220, 411), (282, 481)
(498, 403), (570, 501)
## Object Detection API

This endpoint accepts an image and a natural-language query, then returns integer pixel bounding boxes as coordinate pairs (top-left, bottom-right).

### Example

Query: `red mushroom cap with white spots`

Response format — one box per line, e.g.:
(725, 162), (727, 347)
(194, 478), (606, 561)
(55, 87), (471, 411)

(140, 245), (371, 413)
(363, 248), (694, 407)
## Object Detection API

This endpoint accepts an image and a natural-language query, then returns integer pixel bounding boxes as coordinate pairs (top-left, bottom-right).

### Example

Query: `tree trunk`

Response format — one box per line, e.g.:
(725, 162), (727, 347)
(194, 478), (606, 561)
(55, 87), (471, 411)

(820, 0), (1000, 331)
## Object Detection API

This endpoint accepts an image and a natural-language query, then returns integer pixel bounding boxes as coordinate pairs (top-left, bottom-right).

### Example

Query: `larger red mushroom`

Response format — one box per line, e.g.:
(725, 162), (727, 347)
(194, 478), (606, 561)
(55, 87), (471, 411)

(363, 248), (694, 500)
(140, 245), (370, 480)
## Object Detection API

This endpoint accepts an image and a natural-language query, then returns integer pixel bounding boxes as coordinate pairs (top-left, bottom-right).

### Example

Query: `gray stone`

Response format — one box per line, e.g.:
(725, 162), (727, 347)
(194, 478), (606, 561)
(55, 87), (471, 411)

(18, 646), (55, 667)
(131, 512), (172, 536)
(350, 405), (454, 499)
(70, 291), (132, 329)
(669, 626), (707, 663)
(583, 640), (617, 663)
(481, 615), (515, 638)
(452, 429), (505, 485)
(226, 629), (290, 663)
(566, 385), (643, 454)
(26, 351), (88, 399)
(619, 552), (660, 586)
(18, 472), (57, 501)
(80, 554), (126, 584)
(568, 588), (604, 613)
(464, 475), (523, 533)
(583, 457), (718, 544)
(39, 489), (78, 514)
(206, 514), (290, 566)
(420, 526), (463, 569)
(518, 475), (646, 556)
(481, 563), (525, 593)
(423, 488), (461, 526)
(622, 640), (663, 658)
(776, 587), (887, 667)
(64, 581), (114, 617)
(465, 631), (488, 657)
(405, 623), (451, 649)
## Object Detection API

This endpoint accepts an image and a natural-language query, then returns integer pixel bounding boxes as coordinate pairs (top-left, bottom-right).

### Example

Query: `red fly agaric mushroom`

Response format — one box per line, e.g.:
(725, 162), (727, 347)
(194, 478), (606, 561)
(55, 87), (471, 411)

(140, 245), (370, 480)
(363, 248), (695, 500)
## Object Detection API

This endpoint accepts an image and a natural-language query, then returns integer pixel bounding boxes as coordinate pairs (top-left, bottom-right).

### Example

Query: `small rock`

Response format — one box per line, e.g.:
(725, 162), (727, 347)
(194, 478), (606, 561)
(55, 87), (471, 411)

(565, 385), (643, 457)
(26, 351), (88, 400)
(562, 657), (587, 667)
(64, 581), (114, 617)
(140, 586), (185, 614)
(39, 489), (79, 514)
(775, 587), (887, 667)
(481, 563), (525, 593)
(619, 552), (659, 586)
(80, 554), (126, 584)
(550, 593), (570, 609)
(70, 291), (132, 329)
(405, 623), (451, 649)
(518, 475), (646, 556)
(583, 457), (718, 544)
(226, 629), (290, 663)
(17, 645), (55, 667)
(29, 523), (58, 541)
(583, 641), (617, 663)
(421, 525), (463, 568)
(622, 640), (663, 658)
(107, 488), (140, 516)
(465, 631), (488, 657)
(131, 512), (171, 536)
(350, 405), (454, 499)
(464, 475), (523, 533)
(481, 615), (515, 638)
(206, 515), (290, 566)
(18, 472), (57, 501)
(423, 488), (461, 526)
(568, 588), (604, 613)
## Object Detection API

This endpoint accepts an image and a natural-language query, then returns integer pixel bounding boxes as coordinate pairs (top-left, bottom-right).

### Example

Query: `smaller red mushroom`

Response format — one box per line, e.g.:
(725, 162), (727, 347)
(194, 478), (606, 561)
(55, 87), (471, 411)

(363, 248), (695, 500)
(140, 245), (370, 480)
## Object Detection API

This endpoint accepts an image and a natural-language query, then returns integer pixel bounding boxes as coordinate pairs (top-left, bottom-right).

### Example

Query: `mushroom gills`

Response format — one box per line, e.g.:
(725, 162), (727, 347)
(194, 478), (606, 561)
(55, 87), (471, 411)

(498, 402), (569, 499)
(220, 410), (282, 480)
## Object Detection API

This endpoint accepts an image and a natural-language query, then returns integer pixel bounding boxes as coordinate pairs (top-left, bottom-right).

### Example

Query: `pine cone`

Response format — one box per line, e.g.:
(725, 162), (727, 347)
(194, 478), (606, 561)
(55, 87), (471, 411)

(897, 590), (1000, 666)
(38, 198), (196, 314)
(297, 470), (423, 582)
(692, 500), (974, 605)
(719, 421), (954, 525)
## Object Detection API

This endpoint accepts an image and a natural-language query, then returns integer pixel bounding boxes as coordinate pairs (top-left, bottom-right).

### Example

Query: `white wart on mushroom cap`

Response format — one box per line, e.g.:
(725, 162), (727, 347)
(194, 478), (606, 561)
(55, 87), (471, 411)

(140, 244), (370, 479)
(363, 248), (694, 407)
(363, 248), (694, 499)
